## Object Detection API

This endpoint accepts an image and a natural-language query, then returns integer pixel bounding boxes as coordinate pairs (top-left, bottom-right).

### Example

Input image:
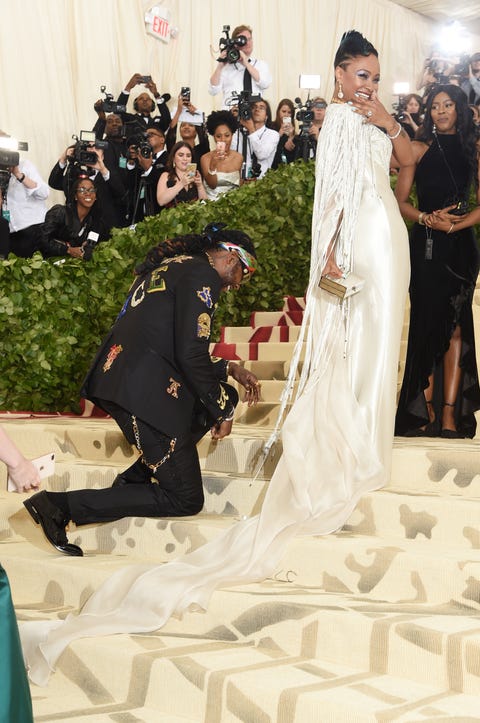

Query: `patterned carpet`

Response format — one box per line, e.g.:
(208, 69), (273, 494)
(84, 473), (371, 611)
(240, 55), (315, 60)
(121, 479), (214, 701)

(2, 295), (480, 722)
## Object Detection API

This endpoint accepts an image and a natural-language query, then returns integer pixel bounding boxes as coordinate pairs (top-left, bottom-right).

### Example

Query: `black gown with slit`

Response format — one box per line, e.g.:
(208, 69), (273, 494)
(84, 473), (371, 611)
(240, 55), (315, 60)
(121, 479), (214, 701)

(395, 134), (480, 437)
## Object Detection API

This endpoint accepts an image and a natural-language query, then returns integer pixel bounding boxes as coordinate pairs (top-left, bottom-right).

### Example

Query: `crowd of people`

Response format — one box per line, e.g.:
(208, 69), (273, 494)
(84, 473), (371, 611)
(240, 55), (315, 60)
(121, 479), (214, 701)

(2, 23), (478, 263)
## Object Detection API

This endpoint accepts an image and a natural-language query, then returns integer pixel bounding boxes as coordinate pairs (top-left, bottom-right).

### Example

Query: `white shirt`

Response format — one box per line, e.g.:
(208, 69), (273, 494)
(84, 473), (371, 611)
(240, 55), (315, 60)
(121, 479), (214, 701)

(209, 57), (272, 108)
(6, 159), (49, 232)
(232, 125), (279, 179)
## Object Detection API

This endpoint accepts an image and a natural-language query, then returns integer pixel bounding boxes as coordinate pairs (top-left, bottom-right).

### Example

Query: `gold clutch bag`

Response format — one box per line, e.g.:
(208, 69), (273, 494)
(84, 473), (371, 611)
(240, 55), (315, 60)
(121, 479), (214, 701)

(319, 272), (365, 300)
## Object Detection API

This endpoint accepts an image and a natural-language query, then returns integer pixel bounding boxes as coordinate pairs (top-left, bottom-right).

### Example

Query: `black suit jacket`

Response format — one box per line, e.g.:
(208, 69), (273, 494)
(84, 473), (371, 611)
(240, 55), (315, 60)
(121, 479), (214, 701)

(117, 91), (171, 134)
(82, 255), (234, 435)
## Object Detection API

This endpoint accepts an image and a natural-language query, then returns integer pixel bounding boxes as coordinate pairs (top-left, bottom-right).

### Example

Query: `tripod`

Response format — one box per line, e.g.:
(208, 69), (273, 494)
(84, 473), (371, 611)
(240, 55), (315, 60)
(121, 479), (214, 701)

(294, 123), (317, 162)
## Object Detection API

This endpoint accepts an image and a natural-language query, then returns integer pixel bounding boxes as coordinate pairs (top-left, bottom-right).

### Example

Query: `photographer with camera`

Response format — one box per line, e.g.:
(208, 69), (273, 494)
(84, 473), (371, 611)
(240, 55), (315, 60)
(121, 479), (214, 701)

(394, 93), (424, 140)
(166, 91), (210, 167)
(461, 52), (480, 106)
(0, 132), (49, 258)
(232, 97), (279, 179)
(117, 73), (171, 135)
(209, 25), (272, 108)
(39, 176), (108, 261)
(126, 128), (167, 222)
(48, 138), (128, 231)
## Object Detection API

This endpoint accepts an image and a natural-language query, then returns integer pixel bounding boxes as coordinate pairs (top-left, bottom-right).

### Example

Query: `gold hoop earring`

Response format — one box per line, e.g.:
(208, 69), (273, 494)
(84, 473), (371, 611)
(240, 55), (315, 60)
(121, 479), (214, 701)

(337, 82), (344, 99)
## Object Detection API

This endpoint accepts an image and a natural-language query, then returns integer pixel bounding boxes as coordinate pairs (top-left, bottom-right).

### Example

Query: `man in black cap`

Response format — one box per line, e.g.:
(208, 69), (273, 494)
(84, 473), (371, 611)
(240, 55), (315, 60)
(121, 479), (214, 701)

(24, 224), (261, 556)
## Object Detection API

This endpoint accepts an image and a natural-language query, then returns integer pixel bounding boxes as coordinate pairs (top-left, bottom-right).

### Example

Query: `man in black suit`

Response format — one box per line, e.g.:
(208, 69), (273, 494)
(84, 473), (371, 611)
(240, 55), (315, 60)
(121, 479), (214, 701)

(117, 73), (171, 136)
(24, 224), (261, 556)
(126, 127), (168, 222)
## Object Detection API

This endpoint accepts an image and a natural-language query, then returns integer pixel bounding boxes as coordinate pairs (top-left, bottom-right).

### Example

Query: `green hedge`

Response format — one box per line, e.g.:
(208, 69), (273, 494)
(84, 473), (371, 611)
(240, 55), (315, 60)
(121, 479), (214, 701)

(0, 161), (316, 412)
(2, 161), (477, 413)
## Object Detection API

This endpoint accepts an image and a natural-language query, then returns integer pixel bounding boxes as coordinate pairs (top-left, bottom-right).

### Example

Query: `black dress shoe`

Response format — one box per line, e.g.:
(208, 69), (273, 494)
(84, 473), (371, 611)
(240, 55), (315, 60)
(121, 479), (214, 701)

(24, 491), (83, 556)
(440, 429), (466, 439)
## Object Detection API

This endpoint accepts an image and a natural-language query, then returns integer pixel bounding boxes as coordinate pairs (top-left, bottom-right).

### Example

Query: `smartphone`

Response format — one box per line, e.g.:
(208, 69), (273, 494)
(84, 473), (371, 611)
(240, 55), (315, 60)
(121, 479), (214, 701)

(141, 75), (152, 84)
(181, 86), (191, 102)
(7, 451), (55, 492)
(282, 116), (292, 125)
(186, 162), (196, 178)
(216, 141), (226, 154)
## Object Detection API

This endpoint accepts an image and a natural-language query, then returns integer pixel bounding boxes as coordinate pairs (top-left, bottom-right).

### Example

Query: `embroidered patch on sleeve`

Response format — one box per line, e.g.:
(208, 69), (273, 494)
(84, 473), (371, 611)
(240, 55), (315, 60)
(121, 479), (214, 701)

(148, 267), (168, 293)
(217, 384), (229, 410)
(166, 378), (181, 398)
(103, 344), (123, 372)
(196, 286), (213, 309)
(197, 312), (211, 339)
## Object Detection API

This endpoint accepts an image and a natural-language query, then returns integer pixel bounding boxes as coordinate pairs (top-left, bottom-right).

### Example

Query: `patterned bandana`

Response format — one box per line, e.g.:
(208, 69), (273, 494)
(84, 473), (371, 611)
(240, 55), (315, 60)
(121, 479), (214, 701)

(217, 242), (258, 283)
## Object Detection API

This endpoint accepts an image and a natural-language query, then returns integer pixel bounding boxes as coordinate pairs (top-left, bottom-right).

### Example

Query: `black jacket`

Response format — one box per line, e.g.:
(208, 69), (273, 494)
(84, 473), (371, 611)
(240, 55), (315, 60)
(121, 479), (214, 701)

(39, 204), (109, 259)
(82, 254), (234, 435)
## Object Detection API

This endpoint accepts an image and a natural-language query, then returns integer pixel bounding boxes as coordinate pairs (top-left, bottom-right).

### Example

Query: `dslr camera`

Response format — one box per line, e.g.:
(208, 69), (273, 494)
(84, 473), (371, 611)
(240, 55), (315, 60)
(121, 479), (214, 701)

(218, 25), (247, 64)
(392, 95), (407, 122)
(231, 90), (262, 121)
(99, 85), (126, 114)
(73, 131), (108, 166)
(128, 133), (153, 160)
(0, 137), (28, 194)
(294, 98), (314, 133)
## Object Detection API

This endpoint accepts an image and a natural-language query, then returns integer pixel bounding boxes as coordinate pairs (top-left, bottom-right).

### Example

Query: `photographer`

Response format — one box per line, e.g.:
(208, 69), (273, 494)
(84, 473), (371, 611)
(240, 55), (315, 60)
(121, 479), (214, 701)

(0, 132), (49, 258)
(126, 128), (167, 222)
(209, 25), (272, 108)
(117, 73), (171, 135)
(461, 52), (480, 106)
(48, 141), (127, 231)
(166, 92), (210, 166)
(395, 93), (423, 139)
(233, 98), (278, 179)
(39, 176), (108, 261)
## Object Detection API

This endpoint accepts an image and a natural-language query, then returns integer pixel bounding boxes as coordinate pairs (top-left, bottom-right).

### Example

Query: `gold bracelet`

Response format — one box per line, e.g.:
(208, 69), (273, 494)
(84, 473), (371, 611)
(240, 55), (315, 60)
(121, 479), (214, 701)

(447, 222), (455, 234)
(418, 211), (426, 225)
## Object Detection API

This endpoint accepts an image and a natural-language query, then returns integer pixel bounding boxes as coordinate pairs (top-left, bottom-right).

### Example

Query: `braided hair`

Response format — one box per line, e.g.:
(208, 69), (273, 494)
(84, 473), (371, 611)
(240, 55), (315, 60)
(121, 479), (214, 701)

(334, 30), (378, 70)
(135, 223), (256, 277)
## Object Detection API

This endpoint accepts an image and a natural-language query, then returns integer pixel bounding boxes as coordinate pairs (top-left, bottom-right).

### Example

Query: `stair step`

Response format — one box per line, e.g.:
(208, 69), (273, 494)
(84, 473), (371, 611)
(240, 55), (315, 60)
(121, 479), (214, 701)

(249, 310), (304, 326)
(221, 325), (301, 343)
(16, 578), (480, 719)
(210, 340), (303, 362)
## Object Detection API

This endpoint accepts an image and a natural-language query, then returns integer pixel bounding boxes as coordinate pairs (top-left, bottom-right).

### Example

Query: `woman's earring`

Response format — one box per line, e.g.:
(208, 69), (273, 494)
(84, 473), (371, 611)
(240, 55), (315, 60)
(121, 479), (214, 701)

(432, 123), (437, 134)
(337, 82), (344, 99)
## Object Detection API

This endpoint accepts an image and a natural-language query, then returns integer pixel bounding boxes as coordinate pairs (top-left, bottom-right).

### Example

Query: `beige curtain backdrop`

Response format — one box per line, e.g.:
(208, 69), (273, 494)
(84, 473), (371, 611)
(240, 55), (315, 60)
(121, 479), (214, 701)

(0, 0), (472, 202)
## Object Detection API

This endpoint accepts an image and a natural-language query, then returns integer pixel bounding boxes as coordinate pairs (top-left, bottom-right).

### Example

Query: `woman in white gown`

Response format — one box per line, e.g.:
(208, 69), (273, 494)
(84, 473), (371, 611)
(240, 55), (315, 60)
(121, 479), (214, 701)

(21, 31), (413, 685)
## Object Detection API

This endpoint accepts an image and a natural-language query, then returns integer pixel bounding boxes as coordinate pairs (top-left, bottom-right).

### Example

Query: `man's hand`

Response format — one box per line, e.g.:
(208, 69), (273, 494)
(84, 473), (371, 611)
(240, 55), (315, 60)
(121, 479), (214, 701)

(210, 418), (233, 440)
(125, 73), (144, 91)
(94, 99), (106, 118)
(228, 362), (261, 406)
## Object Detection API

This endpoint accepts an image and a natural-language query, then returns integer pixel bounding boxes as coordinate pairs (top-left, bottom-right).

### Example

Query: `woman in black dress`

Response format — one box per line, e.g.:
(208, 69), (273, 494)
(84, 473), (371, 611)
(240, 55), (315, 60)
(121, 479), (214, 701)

(395, 85), (480, 438)
(156, 141), (207, 209)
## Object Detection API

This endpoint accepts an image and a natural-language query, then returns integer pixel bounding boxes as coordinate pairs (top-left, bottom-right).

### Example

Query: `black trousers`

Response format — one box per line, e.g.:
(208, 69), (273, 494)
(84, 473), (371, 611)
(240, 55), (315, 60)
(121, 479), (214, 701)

(9, 223), (43, 258)
(66, 401), (218, 525)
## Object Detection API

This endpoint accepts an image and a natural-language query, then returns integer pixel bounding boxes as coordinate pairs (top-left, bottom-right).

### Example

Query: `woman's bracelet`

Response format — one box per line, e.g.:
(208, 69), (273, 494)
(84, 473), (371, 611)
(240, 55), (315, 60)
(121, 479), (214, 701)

(418, 211), (426, 225)
(447, 222), (455, 234)
(387, 122), (402, 140)
(208, 168), (217, 175)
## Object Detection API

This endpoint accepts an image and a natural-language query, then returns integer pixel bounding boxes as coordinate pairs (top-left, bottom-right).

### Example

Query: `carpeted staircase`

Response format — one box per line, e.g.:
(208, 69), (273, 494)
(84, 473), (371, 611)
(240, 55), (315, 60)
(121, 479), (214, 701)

(1, 294), (480, 722)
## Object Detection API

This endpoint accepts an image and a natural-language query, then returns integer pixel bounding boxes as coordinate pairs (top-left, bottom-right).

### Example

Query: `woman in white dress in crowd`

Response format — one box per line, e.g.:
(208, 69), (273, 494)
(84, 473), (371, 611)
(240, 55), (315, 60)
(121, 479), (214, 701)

(201, 110), (243, 200)
(20, 30), (413, 685)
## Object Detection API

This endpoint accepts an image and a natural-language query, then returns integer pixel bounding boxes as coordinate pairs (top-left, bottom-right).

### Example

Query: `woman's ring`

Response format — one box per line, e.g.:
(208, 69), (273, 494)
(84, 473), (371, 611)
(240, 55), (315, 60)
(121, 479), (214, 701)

(366, 110), (373, 118)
